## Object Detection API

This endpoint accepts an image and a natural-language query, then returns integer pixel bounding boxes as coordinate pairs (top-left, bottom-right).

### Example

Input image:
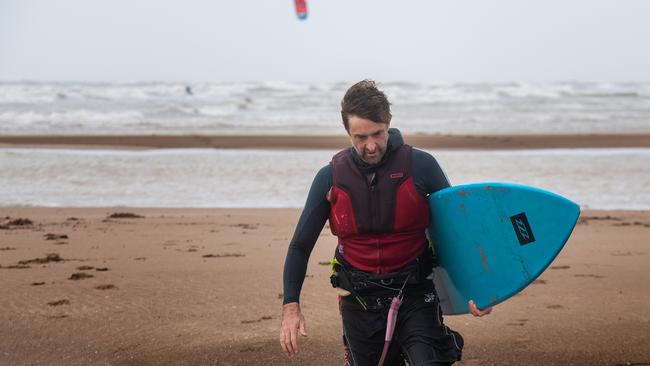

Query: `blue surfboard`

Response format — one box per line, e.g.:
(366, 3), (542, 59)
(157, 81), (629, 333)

(427, 182), (580, 315)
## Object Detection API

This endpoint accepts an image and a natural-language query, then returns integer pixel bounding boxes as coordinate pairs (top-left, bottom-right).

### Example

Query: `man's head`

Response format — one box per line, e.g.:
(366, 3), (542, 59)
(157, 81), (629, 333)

(340, 80), (392, 165)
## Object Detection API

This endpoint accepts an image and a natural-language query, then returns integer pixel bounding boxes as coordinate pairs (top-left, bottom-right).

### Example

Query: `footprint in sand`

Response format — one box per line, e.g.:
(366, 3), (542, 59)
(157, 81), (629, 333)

(546, 304), (563, 309)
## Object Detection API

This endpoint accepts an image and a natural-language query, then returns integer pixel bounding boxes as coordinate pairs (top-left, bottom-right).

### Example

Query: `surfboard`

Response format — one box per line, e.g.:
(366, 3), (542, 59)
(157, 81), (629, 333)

(427, 182), (580, 315)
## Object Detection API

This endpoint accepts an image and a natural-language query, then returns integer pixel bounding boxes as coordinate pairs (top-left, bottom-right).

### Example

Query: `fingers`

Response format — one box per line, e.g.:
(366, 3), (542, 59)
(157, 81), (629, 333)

(290, 323), (299, 355)
(279, 302), (306, 357)
(468, 300), (493, 317)
(280, 329), (289, 355)
(280, 326), (297, 356)
(299, 319), (308, 337)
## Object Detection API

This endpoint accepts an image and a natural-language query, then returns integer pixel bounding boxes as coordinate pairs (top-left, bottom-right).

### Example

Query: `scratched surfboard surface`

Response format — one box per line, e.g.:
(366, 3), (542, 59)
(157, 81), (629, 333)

(427, 182), (580, 315)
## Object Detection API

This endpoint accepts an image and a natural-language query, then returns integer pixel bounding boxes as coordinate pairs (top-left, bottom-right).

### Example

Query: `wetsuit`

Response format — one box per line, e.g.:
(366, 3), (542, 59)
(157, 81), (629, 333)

(283, 129), (463, 366)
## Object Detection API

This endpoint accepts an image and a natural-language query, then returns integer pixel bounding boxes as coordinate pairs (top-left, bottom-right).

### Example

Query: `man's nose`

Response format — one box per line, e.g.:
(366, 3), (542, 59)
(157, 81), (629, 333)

(366, 138), (377, 152)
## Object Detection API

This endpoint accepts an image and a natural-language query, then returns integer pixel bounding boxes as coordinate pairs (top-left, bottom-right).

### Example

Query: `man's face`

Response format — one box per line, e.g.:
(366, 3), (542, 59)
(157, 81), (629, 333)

(346, 115), (390, 165)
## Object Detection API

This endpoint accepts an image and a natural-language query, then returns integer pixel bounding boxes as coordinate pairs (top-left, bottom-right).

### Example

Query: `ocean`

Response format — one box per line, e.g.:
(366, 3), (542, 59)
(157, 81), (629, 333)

(1, 81), (649, 209)
(2, 81), (650, 135)
(1, 148), (648, 209)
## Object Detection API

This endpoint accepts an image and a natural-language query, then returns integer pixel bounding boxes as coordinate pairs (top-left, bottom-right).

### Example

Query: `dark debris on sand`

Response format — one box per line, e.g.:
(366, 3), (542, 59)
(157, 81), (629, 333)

(44, 233), (69, 241)
(107, 212), (145, 219)
(76, 265), (94, 270)
(202, 253), (245, 258)
(1, 217), (35, 229)
(18, 253), (64, 265)
(241, 316), (273, 324)
(95, 284), (116, 290)
(95, 267), (109, 271)
(2, 264), (31, 269)
(47, 299), (70, 306)
(69, 272), (94, 280)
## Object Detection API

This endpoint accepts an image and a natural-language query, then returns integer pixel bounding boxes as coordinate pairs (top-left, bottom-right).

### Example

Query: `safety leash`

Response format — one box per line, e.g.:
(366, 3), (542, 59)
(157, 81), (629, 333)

(377, 274), (410, 366)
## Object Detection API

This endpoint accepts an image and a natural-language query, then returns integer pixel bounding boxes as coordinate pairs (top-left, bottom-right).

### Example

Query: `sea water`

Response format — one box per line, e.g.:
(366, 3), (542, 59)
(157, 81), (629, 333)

(2, 81), (650, 135)
(1, 148), (648, 209)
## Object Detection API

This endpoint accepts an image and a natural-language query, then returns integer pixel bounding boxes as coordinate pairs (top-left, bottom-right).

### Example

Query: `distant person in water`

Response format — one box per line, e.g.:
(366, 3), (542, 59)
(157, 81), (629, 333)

(280, 80), (491, 366)
(185, 86), (193, 95)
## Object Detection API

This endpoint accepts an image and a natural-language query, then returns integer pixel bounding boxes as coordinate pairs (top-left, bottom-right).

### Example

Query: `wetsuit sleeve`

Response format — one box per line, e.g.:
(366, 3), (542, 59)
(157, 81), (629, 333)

(282, 165), (332, 304)
(412, 148), (450, 196)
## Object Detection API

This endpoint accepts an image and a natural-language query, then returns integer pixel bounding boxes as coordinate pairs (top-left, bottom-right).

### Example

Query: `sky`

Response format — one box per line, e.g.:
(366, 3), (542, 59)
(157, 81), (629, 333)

(1, 0), (650, 83)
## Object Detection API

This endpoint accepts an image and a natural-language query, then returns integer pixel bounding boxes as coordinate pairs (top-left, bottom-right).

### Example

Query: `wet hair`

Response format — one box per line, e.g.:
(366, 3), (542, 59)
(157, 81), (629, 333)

(340, 79), (392, 131)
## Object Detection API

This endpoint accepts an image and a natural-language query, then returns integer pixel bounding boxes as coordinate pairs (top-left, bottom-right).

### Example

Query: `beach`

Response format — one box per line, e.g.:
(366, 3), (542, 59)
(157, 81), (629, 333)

(1, 206), (649, 366)
(2, 81), (650, 365)
(1, 133), (650, 150)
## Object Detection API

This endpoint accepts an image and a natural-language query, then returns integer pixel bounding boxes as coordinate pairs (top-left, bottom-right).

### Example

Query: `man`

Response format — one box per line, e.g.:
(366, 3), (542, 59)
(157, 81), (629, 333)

(280, 80), (491, 366)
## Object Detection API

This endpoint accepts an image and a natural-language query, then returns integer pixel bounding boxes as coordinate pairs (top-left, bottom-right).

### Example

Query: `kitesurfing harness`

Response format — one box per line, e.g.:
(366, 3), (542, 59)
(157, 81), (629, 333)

(331, 257), (416, 366)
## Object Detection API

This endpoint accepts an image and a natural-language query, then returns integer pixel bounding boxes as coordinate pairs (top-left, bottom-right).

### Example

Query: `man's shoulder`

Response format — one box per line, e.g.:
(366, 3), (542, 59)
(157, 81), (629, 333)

(316, 164), (332, 176)
(313, 165), (333, 185)
(410, 147), (437, 163)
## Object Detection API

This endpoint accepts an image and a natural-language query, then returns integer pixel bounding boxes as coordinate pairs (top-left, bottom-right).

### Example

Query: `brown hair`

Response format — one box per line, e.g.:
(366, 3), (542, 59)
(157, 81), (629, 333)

(340, 79), (391, 131)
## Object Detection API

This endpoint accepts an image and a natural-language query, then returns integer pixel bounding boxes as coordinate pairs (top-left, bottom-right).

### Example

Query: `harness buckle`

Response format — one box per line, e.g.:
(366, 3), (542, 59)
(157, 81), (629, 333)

(380, 278), (394, 286)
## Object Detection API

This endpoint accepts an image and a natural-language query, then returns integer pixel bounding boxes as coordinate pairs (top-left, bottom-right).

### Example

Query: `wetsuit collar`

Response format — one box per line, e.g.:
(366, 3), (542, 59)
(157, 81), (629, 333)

(350, 128), (404, 174)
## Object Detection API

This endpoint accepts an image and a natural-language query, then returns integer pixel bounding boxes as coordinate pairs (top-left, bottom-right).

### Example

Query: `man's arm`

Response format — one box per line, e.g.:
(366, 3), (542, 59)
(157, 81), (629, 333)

(282, 165), (332, 304)
(280, 165), (331, 356)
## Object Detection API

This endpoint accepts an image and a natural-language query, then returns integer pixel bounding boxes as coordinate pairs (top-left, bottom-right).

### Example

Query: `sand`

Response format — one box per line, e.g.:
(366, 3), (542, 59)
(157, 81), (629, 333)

(0, 207), (648, 366)
(1, 133), (650, 150)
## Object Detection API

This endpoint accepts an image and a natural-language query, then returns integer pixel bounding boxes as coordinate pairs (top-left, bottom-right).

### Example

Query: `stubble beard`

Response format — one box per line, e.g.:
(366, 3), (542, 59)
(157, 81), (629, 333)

(360, 144), (386, 165)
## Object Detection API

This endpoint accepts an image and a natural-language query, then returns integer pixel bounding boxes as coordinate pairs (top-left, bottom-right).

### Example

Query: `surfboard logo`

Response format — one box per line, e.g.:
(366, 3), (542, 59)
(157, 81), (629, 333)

(510, 212), (536, 245)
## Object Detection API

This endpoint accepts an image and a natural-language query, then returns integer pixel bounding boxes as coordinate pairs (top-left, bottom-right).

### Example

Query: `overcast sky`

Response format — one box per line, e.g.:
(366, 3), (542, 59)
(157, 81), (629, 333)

(1, 0), (649, 83)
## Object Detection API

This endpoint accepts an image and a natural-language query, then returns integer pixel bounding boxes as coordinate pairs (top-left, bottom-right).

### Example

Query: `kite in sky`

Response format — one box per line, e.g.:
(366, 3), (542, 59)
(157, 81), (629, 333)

(294, 0), (308, 20)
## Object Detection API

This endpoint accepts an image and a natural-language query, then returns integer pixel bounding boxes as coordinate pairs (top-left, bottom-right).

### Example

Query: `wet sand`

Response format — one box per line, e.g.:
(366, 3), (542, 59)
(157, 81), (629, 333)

(1, 208), (649, 365)
(1, 133), (650, 150)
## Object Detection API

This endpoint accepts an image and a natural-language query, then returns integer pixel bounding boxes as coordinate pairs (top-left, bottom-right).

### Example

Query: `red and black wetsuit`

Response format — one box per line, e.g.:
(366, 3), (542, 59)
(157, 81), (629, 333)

(282, 129), (463, 365)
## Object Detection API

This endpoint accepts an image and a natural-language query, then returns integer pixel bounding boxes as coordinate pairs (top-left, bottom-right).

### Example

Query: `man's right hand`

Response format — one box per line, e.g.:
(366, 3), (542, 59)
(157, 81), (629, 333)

(280, 302), (308, 357)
